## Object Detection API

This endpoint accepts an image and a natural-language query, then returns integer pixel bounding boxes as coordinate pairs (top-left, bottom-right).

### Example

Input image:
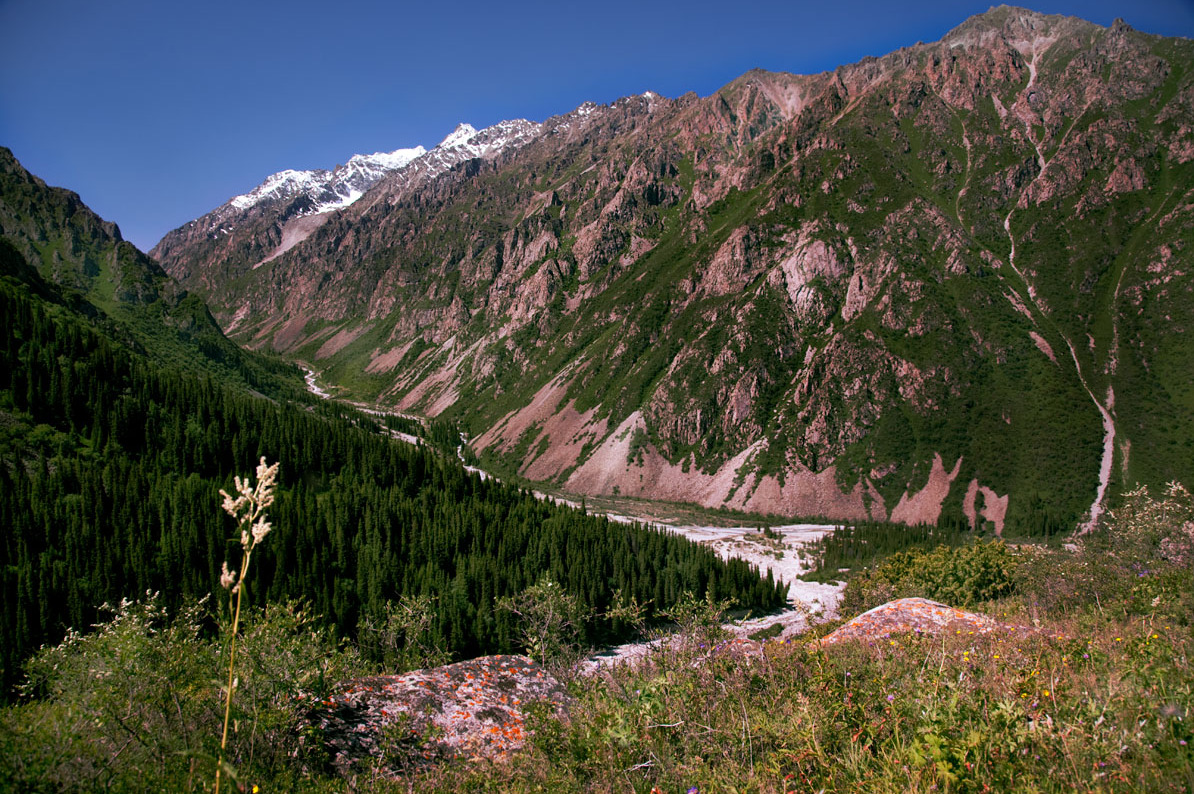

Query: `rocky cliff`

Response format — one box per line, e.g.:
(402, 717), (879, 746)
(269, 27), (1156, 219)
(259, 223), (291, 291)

(155, 7), (1194, 533)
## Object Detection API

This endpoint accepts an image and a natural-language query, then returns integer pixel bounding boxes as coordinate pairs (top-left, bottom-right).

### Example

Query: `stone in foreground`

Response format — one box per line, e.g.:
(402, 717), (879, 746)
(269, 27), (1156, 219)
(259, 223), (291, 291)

(307, 654), (570, 776)
(816, 598), (1038, 647)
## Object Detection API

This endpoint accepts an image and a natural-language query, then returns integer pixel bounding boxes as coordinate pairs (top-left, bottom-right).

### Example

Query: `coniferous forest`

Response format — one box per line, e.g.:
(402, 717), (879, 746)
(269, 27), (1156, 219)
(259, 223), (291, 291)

(0, 242), (787, 697)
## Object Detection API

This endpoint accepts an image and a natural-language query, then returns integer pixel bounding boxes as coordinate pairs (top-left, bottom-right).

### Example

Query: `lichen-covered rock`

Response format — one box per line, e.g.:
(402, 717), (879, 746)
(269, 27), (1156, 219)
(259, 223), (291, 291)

(815, 598), (1037, 647)
(306, 655), (570, 777)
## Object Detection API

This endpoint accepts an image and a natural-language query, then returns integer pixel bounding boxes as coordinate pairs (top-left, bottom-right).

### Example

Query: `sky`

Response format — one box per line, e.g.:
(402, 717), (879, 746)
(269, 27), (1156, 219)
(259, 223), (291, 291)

(1, 0), (1192, 251)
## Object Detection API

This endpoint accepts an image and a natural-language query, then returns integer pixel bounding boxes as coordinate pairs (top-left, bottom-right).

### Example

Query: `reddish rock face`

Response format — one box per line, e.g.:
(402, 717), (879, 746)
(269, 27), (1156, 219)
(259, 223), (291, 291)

(306, 655), (570, 777)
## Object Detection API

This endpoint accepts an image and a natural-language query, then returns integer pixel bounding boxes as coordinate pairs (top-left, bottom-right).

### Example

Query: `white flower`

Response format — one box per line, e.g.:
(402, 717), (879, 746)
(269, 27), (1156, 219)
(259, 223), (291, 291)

(220, 562), (237, 590)
(251, 518), (272, 546)
(253, 458), (280, 510)
(219, 489), (249, 518)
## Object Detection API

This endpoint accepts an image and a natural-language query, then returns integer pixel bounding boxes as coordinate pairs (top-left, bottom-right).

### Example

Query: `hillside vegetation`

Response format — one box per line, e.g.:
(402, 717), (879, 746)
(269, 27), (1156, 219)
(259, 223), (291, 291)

(0, 146), (787, 698)
(0, 240), (784, 696)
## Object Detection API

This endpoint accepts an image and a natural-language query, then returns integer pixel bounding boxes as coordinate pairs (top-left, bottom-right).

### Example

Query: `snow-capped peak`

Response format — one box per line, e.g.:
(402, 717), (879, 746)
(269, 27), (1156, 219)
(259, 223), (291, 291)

(427, 119), (542, 162)
(225, 145), (429, 216)
(222, 120), (541, 221)
(230, 169), (323, 209)
(437, 124), (479, 150)
(348, 146), (426, 172)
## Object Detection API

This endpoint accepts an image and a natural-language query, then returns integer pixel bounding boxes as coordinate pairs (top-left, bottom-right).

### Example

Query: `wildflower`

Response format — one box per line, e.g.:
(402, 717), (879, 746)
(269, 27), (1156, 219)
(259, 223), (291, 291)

(887, 694), (895, 702)
(219, 561), (237, 590)
(215, 458), (280, 794)
(251, 517), (272, 545)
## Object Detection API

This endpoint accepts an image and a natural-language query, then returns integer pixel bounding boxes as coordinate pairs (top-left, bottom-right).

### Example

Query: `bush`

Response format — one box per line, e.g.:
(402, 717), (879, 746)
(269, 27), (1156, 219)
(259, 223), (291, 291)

(1015, 482), (1194, 622)
(841, 540), (1019, 615)
(0, 594), (366, 793)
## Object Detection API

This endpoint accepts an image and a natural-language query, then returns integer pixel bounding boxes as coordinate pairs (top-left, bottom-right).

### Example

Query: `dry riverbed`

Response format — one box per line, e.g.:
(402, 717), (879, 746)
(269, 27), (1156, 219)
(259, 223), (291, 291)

(583, 520), (844, 670)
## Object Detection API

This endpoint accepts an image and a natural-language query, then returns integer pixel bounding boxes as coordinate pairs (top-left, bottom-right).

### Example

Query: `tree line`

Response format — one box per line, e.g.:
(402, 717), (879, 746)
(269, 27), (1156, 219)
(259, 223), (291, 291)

(0, 274), (787, 696)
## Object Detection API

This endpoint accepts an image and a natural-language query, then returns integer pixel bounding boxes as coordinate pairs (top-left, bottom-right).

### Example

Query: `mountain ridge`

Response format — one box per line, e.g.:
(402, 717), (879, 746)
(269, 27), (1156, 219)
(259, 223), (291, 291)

(154, 6), (1194, 533)
(151, 118), (547, 281)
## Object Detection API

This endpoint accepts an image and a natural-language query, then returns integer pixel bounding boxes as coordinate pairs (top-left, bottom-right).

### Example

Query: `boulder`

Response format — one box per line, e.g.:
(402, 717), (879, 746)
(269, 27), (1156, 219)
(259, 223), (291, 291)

(815, 597), (1036, 646)
(306, 654), (570, 777)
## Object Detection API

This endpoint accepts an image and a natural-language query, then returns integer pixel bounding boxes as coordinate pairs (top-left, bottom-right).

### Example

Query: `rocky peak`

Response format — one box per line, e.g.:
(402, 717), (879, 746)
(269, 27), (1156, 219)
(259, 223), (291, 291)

(225, 144), (427, 215)
(405, 118), (542, 179)
(940, 5), (1093, 51)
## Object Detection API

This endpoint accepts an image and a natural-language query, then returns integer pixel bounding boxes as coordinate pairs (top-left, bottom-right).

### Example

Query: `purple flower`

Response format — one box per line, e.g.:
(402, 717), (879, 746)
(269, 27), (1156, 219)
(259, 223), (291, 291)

(688, 788), (700, 794)
(887, 694), (895, 702)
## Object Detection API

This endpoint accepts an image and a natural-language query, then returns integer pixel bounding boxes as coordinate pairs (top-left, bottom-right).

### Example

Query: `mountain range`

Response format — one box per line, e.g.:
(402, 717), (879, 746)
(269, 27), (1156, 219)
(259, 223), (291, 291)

(153, 120), (543, 282)
(152, 6), (1194, 534)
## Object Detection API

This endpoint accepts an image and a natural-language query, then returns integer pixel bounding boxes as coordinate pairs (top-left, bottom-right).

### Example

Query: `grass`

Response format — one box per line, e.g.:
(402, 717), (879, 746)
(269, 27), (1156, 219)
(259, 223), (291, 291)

(435, 614), (1190, 793)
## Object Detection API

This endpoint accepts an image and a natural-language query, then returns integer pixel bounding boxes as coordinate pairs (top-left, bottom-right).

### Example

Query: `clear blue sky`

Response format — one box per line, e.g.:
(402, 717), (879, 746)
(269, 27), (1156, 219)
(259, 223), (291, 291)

(2, 0), (1191, 251)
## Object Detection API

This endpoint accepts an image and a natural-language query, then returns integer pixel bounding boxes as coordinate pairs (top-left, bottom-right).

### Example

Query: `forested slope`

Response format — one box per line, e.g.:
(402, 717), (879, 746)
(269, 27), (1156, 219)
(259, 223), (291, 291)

(0, 200), (786, 697)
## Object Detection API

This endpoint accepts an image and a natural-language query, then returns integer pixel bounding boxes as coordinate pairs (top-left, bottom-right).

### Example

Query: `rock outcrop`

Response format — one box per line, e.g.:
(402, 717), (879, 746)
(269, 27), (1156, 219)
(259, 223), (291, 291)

(306, 655), (570, 777)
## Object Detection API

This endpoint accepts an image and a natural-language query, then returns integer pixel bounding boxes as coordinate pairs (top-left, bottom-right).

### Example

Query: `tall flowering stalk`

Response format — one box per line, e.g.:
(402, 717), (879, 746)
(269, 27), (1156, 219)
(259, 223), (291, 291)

(215, 458), (279, 794)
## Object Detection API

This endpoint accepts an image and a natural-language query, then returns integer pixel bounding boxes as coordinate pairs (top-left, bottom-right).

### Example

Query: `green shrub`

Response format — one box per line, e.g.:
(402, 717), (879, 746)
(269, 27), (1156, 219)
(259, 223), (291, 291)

(1015, 482), (1194, 622)
(841, 540), (1019, 615)
(0, 595), (365, 793)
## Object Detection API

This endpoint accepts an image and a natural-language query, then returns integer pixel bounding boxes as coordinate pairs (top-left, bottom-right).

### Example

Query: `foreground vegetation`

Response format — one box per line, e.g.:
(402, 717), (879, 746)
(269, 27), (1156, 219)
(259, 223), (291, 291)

(2, 482), (1190, 792)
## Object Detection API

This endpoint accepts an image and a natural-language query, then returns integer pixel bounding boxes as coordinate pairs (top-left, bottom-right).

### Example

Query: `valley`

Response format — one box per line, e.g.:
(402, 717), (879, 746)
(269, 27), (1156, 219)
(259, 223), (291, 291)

(156, 7), (1194, 538)
(2, 6), (1193, 791)
(302, 364), (846, 633)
